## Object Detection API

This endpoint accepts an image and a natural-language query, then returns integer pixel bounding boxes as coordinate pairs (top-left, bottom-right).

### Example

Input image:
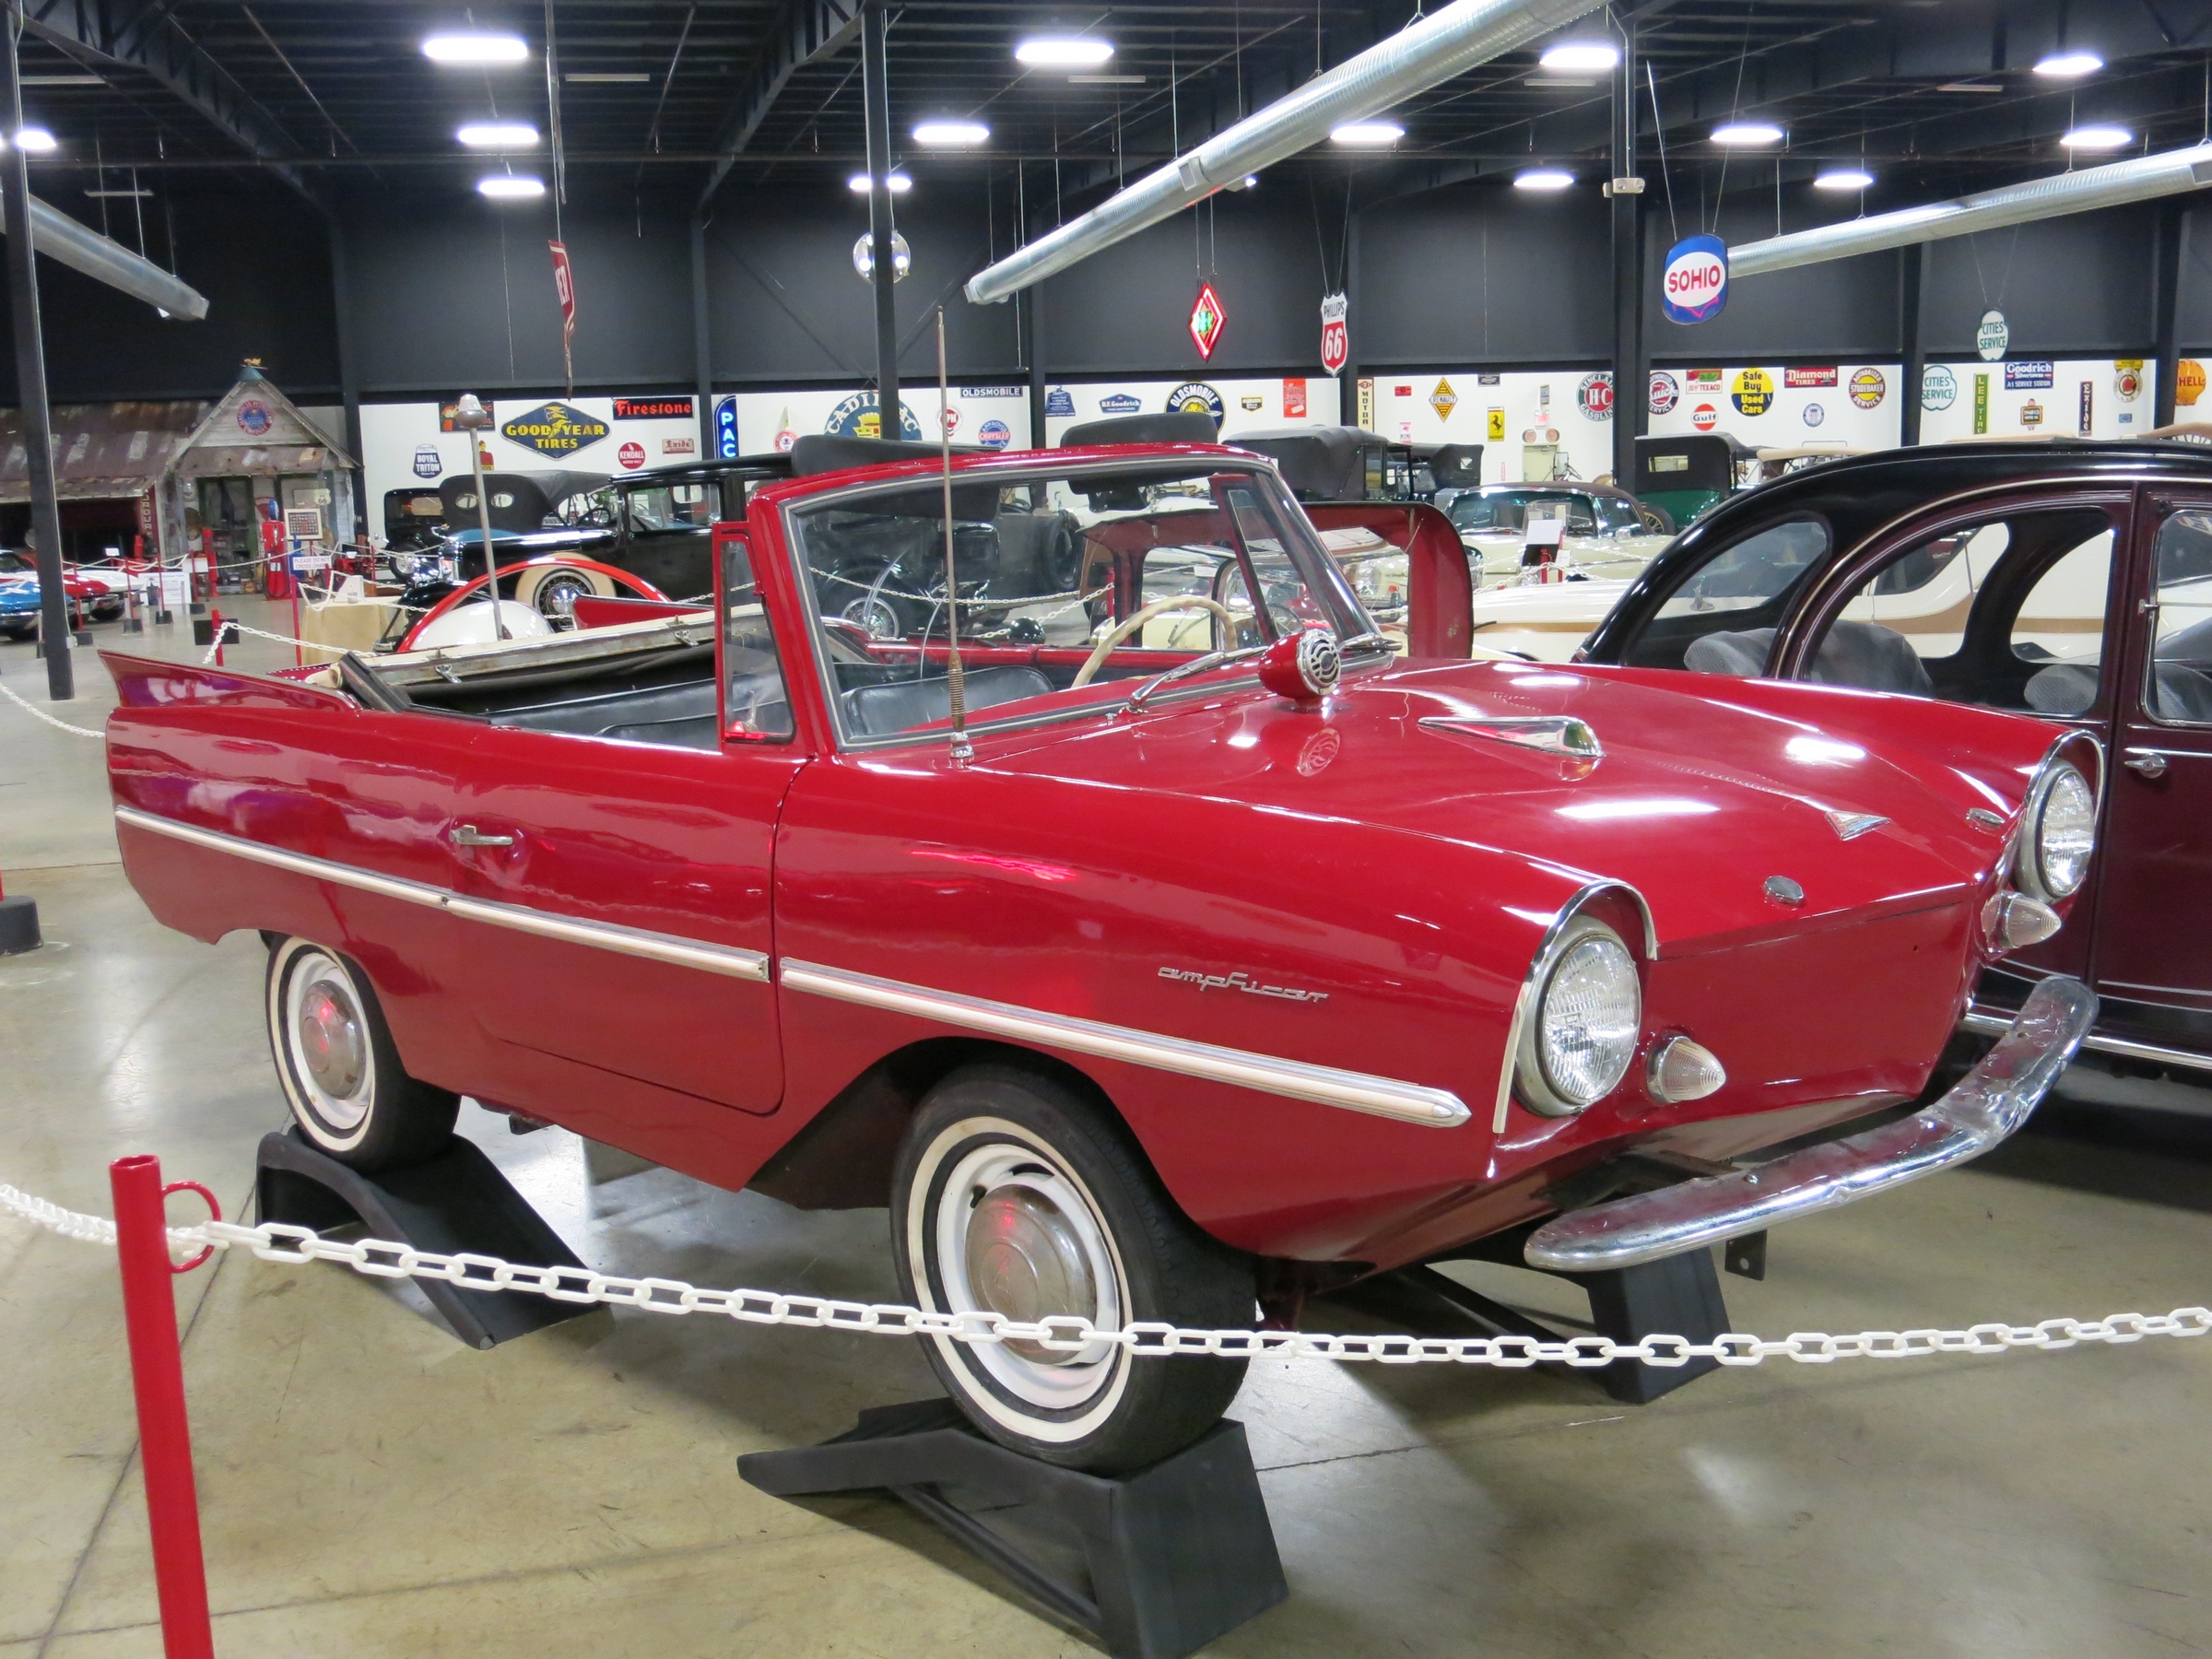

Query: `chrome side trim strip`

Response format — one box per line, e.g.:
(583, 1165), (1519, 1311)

(1963, 1001), (2205, 1070)
(114, 806), (771, 982)
(779, 959), (1470, 1127)
(1528, 976), (2098, 1271)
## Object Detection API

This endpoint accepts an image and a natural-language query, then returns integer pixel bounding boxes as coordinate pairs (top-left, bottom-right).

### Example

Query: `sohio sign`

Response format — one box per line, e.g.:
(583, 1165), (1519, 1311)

(1661, 234), (1728, 324)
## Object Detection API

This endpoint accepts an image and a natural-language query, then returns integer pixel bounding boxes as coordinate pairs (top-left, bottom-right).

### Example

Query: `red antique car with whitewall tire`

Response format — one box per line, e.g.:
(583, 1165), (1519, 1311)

(105, 436), (2095, 1472)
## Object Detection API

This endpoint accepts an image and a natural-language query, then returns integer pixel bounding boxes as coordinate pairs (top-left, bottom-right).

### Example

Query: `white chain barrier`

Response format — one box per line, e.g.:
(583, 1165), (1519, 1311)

(0, 682), (105, 739)
(6, 1179), (2207, 1369)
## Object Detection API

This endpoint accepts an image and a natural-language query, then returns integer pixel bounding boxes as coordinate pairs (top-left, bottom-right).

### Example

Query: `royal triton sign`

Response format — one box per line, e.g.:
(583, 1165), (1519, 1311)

(1661, 234), (1728, 324)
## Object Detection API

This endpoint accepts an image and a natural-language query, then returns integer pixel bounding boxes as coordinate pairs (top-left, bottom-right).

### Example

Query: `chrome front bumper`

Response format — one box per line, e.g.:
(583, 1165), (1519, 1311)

(1524, 976), (2098, 1273)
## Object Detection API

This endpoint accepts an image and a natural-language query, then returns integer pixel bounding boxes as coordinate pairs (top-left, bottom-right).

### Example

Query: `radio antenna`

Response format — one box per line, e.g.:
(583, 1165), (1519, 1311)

(937, 307), (972, 763)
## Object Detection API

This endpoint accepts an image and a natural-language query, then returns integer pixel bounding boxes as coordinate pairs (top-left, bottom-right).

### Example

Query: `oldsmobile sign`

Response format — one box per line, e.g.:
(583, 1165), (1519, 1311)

(500, 401), (611, 456)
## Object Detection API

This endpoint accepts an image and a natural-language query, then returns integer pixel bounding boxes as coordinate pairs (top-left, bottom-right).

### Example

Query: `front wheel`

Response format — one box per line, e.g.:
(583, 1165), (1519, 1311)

(891, 1065), (1254, 1473)
(265, 937), (458, 1171)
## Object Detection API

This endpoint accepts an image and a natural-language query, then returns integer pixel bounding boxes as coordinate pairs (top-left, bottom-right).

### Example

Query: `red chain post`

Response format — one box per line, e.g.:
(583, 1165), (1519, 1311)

(210, 608), (224, 667)
(109, 1156), (218, 1659)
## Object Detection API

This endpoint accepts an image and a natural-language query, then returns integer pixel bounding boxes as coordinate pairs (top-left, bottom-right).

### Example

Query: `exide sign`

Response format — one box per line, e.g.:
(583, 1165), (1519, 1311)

(1661, 233), (1729, 325)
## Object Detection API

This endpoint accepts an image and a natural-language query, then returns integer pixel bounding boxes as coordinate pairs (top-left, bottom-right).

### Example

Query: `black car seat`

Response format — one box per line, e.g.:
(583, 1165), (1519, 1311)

(1683, 620), (1934, 695)
(842, 665), (1053, 735)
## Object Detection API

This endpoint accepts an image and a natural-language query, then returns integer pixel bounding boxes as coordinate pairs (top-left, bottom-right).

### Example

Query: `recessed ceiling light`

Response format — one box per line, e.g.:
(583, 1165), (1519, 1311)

(1014, 36), (1113, 67)
(847, 171), (913, 194)
(477, 174), (545, 199)
(565, 71), (650, 84)
(1712, 122), (1784, 146)
(1814, 168), (1874, 191)
(1514, 169), (1574, 190)
(423, 32), (529, 65)
(2034, 51), (2103, 77)
(1331, 120), (1404, 147)
(11, 127), (57, 153)
(912, 120), (989, 147)
(2061, 124), (2131, 149)
(1539, 41), (1618, 71)
(457, 122), (539, 148)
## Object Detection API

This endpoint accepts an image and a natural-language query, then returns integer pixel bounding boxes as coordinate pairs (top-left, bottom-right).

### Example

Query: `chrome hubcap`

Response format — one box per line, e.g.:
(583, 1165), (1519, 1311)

(965, 1187), (1099, 1361)
(283, 949), (374, 1134)
(298, 982), (366, 1099)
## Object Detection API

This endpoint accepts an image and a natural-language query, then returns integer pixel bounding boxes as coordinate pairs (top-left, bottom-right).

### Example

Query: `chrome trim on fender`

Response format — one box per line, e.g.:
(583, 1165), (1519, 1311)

(1525, 976), (2097, 1271)
(1961, 1001), (2203, 1070)
(779, 959), (1470, 1127)
(113, 806), (771, 982)
(1494, 879), (1658, 1134)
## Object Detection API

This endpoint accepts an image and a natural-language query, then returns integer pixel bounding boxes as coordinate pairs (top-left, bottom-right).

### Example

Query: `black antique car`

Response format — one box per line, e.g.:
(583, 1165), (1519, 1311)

(1582, 438), (2212, 1089)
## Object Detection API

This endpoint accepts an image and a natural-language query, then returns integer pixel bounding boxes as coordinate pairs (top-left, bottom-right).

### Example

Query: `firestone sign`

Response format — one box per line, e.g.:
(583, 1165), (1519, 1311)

(1661, 234), (1728, 324)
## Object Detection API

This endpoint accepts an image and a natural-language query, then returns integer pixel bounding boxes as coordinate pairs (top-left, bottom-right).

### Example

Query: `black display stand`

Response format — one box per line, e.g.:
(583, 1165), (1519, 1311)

(740, 1399), (1288, 1659)
(253, 1127), (596, 1349)
(0, 892), (40, 955)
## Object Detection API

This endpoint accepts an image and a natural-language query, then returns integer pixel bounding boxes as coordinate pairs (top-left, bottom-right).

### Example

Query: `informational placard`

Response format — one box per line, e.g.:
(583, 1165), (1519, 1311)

(284, 507), (324, 543)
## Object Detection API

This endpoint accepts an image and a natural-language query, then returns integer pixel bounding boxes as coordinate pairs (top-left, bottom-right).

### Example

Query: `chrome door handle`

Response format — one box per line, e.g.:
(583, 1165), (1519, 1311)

(2123, 752), (2169, 779)
(449, 823), (517, 848)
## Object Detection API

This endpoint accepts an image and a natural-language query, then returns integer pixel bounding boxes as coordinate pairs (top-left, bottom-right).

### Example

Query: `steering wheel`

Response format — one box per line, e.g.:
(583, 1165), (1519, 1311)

(1071, 595), (1239, 688)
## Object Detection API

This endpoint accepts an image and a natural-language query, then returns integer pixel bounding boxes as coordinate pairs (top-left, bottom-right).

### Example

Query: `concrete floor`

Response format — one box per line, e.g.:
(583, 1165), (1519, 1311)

(4, 605), (2210, 1658)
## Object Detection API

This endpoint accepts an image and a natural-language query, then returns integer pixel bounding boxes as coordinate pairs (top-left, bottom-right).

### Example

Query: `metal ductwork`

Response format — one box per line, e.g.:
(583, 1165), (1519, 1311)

(0, 192), (209, 319)
(964, 0), (1602, 304)
(1729, 145), (2212, 279)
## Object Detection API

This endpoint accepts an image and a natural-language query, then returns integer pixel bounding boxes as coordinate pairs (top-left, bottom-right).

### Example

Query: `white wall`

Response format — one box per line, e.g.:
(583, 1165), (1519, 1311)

(1916, 359), (2154, 443)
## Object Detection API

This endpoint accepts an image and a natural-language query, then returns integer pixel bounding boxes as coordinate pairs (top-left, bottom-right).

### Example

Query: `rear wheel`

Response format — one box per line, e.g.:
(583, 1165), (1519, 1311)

(265, 936), (458, 1171)
(891, 1065), (1254, 1473)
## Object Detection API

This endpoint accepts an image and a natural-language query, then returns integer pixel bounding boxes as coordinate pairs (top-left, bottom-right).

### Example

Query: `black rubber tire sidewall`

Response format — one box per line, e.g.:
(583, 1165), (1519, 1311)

(891, 1064), (1253, 1474)
(265, 936), (459, 1173)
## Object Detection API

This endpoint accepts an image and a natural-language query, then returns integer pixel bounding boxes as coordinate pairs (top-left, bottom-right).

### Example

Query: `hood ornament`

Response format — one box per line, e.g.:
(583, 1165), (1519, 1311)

(1763, 875), (1806, 906)
(1823, 809), (1888, 841)
(1419, 714), (1604, 761)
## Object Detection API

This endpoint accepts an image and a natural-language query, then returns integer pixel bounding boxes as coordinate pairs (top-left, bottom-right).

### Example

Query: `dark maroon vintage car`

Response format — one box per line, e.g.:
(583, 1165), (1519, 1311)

(1581, 439), (2212, 1087)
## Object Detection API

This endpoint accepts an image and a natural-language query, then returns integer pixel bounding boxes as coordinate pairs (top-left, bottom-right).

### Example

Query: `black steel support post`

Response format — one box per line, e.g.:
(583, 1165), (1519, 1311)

(1900, 243), (1927, 446)
(861, 1), (899, 435)
(3, 5), (72, 699)
(2154, 203), (2185, 429)
(690, 213), (714, 445)
(1341, 207), (1361, 429)
(1019, 279), (1046, 449)
(328, 217), (366, 547)
(1608, 24), (1642, 485)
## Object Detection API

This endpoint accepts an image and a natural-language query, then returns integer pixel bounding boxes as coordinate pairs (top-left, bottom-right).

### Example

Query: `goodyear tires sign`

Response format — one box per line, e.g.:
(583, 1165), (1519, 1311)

(500, 401), (611, 455)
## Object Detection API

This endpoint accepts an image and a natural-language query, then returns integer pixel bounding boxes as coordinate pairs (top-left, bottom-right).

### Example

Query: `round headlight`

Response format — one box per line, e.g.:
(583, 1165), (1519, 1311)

(1519, 918), (1641, 1114)
(2019, 759), (2096, 900)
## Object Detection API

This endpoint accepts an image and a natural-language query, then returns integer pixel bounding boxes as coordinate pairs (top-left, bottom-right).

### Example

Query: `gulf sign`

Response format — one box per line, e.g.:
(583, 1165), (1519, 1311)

(1661, 234), (1728, 325)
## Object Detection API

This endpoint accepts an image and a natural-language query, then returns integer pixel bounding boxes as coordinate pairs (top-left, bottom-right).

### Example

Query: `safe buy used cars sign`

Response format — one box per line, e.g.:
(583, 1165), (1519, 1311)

(500, 401), (611, 456)
(1661, 234), (1727, 324)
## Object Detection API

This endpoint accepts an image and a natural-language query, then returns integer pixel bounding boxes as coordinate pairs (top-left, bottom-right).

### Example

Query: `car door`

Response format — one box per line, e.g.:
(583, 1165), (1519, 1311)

(615, 478), (717, 598)
(2088, 489), (2212, 1028)
(447, 528), (805, 1116)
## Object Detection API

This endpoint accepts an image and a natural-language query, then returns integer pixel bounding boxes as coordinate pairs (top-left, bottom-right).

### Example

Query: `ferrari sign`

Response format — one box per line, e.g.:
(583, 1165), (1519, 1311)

(1320, 292), (1348, 374)
(500, 401), (609, 455)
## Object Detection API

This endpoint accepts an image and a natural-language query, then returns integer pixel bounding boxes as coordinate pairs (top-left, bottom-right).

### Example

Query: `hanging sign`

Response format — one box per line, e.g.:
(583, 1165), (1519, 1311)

(1188, 282), (1228, 360)
(500, 401), (609, 455)
(1648, 371), (1679, 415)
(1577, 372), (1614, 421)
(1976, 310), (2008, 360)
(1320, 291), (1348, 374)
(1660, 234), (1728, 324)
(548, 241), (579, 387)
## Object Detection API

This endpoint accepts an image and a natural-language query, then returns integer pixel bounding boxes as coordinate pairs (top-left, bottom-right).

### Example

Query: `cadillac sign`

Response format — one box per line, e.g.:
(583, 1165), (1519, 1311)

(1661, 234), (1728, 324)
(500, 401), (610, 456)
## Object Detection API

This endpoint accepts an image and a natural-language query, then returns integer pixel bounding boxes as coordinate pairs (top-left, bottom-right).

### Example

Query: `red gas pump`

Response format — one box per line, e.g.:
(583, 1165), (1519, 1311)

(260, 514), (288, 599)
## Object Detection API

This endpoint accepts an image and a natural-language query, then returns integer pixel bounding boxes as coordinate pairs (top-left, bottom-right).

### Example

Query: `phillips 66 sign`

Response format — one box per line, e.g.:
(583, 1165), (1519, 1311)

(1320, 292), (1348, 374)
(1661, 234), (1728, 324)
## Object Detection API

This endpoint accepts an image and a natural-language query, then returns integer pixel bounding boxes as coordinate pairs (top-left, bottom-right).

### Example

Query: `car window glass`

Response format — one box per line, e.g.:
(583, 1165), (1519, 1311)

(721, 535), (792, 739)
(629, 483), (714, 534)
(2147, 508), (2212, 724)
(1801, 508), (2114, 712)
(1627, 519), (1830, 672)
(784, 461), (1371, 744)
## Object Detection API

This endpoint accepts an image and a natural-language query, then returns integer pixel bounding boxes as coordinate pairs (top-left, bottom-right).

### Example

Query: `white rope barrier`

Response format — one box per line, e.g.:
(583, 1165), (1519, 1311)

(0, 682), (104, 739)
(6, 1177), (2206, 1369)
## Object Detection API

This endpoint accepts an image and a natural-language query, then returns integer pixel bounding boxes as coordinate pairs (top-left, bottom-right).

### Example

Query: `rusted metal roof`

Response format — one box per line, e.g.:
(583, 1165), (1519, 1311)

(0, 401), (201, 501)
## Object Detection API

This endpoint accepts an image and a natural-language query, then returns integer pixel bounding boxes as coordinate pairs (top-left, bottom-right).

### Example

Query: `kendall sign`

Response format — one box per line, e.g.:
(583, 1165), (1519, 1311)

(1661, 234), (1728, 325)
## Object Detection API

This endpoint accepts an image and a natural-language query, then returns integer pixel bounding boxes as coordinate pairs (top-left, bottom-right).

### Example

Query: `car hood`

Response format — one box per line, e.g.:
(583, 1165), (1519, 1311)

(983, 656), (2024, 955)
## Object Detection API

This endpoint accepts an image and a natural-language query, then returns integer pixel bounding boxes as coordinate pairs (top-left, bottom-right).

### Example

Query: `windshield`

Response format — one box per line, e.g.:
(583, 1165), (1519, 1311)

(782, 459), (1376, 745)
(1450, 489), (1635, 535)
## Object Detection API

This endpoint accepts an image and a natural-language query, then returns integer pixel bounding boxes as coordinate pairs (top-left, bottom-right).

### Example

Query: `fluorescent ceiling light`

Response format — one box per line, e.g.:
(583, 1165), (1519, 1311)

(1813, 168), (1874, 191)
(1711, 122), (1783, 146)
(1513, 169), (1574, 191)
(912, 120), (989, 147)
(1067, 74), (1144, 84)
(846, 171), (912, 193)
(1331, 120), (1404, 146)
(1526, 76), (1595, 88)
(1014, 36), (1113, 67)
(1539, 41), (1618, 71)
(423, 32), (529, 65)
(565, 71), (649, 83)
(2061, 124), (2132, 150)
(83, 187), (153, 198)
(457, 122), (539, 148)
(21, 75), (102, 87)
(2033, 51), (2103, 77)
(1938, 81), (2006, 93)
(11, 127), (57, 153)
(477, 174), (545, 199)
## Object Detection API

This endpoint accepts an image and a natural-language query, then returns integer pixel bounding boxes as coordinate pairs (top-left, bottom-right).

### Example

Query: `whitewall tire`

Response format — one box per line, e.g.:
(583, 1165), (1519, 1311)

(891, 1065), (1254, 1473)
(265, 936), (459, 1171)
